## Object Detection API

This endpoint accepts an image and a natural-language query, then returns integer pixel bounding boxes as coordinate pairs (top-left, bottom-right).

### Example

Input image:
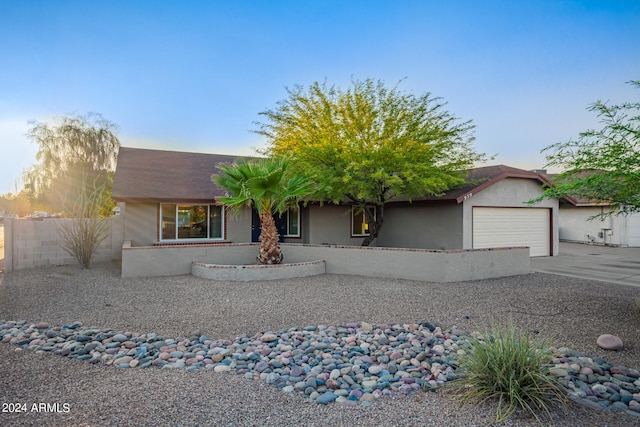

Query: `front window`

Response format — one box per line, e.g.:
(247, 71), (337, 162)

(282, 208), (300, 237)
(161, 204), (224, 241)
(351, 205), (376, 237)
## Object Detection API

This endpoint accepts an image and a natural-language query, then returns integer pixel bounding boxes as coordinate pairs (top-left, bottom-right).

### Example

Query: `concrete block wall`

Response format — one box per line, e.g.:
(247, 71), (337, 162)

(4, 216), (124, 272)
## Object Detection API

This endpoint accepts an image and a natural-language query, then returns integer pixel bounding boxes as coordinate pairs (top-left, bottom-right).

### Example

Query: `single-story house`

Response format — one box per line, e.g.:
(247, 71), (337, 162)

(112, 147), (559, 257)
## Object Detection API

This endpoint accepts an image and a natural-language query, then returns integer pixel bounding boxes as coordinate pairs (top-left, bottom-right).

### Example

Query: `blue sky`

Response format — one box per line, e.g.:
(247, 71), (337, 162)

(1, 0), (639, 194)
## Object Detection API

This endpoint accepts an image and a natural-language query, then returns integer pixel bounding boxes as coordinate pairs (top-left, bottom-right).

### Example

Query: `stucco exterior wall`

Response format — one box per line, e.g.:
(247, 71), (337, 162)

(558, 205), (635, 246)
(122, 203), (158, 247)
(225, 206), (252, 243)
(461, 178), (559, 255)
(378, 202), (463, 250)
(306, 204), (371, 246)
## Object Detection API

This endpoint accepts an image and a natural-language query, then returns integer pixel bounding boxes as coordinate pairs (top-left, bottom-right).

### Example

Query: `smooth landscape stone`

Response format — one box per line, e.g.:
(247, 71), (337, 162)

(255, 361), (269, 373)
(282, 385), (294, 393)
(113, 356), (133, 365)
(112, 334), (128, 342)
(210, 353), (224, 363)
(597, 334), (624, 351)
(261, 334), (278, 343)
(362, 380), (377, 389)
(316, 391), (337, 404)
(2, 319), (640, 418)
(368, 365), (383, 375)
(360, 322), (373, 331)
(629, 400), (640, 413)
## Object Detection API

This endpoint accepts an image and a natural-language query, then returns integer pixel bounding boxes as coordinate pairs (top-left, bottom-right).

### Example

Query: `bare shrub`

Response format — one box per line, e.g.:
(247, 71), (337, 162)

(57, 182), (111, 269)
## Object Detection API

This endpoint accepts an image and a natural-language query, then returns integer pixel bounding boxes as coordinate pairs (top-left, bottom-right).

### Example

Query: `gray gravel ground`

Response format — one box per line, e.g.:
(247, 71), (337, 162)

(1, 261), (640, 426)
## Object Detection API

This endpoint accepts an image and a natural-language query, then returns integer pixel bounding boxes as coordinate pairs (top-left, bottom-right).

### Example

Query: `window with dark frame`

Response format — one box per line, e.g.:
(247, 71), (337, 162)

(351, 205), (375, 237)
(160, 204), (224, 241)
(282, 207), (300, 237)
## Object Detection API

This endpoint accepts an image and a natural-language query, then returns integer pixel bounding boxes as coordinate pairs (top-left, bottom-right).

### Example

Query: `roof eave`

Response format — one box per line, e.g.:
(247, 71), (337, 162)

(113, 197), (222, 204)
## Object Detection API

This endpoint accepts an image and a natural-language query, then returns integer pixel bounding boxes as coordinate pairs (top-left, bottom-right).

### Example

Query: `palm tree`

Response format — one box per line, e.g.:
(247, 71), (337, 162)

(213, 157), (313, 264)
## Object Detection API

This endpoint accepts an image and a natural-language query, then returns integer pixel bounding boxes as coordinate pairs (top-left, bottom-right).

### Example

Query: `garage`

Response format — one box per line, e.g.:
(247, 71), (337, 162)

(473, 207), (551, 257)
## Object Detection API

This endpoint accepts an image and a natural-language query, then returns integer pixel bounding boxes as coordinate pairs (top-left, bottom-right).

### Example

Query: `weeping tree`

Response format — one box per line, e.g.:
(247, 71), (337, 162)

(23, 112), (120, 216)
(213, 157), (313, 264)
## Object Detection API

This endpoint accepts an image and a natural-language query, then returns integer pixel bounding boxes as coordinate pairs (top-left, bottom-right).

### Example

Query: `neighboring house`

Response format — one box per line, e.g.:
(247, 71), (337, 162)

(112, 147), (559, 257)
(554, 195), (640, 247)
(537, 171), (640, 247)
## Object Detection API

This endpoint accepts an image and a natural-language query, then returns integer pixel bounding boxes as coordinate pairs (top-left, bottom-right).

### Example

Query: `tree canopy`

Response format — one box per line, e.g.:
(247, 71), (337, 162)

(257, 78), (486, 245)
(535, 80), (640, 216)
(23, 113), (120, 216)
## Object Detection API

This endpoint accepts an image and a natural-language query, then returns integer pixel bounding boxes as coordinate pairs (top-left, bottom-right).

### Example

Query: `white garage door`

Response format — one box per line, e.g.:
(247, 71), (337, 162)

(473, 207), (551, 257)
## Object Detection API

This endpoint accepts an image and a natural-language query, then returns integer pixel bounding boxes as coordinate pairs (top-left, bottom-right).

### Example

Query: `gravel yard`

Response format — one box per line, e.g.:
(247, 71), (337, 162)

(1, 262), (640, 426)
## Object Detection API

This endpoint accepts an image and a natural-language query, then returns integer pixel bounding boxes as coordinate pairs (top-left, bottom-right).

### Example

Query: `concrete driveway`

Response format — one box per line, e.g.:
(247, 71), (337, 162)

(532, 242), (640, 287)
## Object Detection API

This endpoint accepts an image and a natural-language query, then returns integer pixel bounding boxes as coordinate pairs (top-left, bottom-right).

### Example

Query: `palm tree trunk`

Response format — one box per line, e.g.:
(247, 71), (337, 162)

(258, 211), (283, 264)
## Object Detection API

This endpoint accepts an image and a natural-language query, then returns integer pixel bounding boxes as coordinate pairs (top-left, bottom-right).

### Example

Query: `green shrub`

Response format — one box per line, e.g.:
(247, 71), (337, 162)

(452, 321), (567, 423)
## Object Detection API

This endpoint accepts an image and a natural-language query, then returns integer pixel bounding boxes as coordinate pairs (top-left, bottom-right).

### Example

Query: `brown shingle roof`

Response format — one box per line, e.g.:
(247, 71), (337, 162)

(112, 147), (256, 202)
(112, 148), (551, 204)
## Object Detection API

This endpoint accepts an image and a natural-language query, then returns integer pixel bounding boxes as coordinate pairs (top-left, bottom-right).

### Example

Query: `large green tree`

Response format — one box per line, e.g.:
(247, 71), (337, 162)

(23, 113), (120, 216)
(535, 80), (640, 216)
(213, 157), (313, 264)
(257, 78), (486, 246)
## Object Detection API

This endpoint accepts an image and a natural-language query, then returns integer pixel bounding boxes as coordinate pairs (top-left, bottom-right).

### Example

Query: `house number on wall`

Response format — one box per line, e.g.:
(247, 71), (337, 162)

(463, 193), (473, 200)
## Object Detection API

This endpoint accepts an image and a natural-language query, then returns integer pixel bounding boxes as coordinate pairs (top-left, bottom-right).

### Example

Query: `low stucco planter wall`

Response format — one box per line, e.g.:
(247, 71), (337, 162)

(280, 243), (530, 282)
(191, 260), (326, 281)
(121, 241), (530, 282)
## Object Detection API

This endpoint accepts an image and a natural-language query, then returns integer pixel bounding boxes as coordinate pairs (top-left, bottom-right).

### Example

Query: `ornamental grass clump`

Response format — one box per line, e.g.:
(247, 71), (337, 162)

(453, 321), (567, 423)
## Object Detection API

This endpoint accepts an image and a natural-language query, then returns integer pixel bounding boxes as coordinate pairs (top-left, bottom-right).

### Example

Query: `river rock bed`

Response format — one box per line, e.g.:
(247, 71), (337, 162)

(2, 319), (640, 419)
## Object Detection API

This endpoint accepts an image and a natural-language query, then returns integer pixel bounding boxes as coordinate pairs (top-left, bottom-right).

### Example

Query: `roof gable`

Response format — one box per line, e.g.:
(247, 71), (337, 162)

(447, 164), (552, 204)
(396, 165), (552, 204)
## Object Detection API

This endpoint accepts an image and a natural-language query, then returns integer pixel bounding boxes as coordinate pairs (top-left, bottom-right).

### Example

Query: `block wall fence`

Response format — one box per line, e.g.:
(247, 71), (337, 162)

(3, 216), (124, 272)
